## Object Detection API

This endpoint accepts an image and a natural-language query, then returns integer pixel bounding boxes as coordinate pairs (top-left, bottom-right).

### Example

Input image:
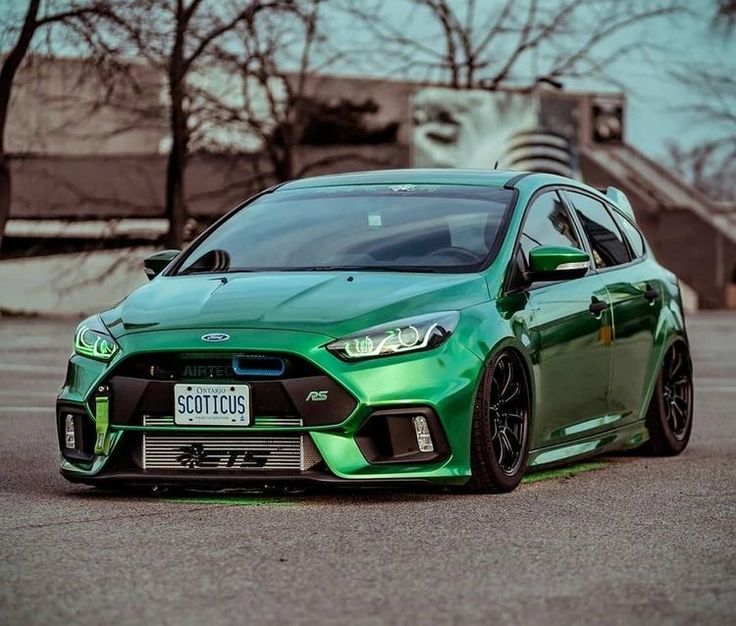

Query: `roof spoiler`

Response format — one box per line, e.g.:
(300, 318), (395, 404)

(600, 186), (636, 222)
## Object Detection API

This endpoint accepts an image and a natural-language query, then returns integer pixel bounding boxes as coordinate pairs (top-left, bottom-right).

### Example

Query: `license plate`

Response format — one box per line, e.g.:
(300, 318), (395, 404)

(174, 384), (251, 426)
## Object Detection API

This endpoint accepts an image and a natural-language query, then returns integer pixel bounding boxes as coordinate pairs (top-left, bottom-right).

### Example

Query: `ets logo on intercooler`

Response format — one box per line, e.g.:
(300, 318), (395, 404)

(176, 444), (272, 468)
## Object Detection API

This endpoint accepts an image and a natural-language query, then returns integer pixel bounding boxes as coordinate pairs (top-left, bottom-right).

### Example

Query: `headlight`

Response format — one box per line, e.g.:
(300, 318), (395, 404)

(326, 311), (459, 361)
(74, 317), (120, 361)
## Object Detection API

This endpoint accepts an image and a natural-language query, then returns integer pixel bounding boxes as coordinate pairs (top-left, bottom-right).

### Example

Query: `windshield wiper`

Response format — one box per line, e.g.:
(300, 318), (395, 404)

(183, 265), (453, 274)
(181, 268), (254, 275)
(283, 265), (443, 273)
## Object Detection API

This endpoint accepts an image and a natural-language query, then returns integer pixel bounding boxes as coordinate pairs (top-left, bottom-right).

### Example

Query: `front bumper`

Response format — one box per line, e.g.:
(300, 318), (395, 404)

(57, 327), (483, 487)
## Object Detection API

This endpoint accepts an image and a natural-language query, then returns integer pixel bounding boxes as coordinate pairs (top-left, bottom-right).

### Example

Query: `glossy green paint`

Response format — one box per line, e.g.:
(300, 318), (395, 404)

(57, 169), (687, 486)
(527, 245), (590, 275)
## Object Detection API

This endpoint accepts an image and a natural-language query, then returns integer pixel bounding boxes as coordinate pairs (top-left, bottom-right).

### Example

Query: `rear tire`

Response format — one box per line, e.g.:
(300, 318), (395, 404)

(643, 340), (693, 456)
(466, 350), (531, 493)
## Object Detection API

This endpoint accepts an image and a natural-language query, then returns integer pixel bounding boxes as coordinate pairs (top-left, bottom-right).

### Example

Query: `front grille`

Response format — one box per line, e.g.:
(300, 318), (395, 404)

(107, 373), (357, 427)
(142, 415), (303, 428)
(142, 433), (321, 471)
(116, 352), (321, 381)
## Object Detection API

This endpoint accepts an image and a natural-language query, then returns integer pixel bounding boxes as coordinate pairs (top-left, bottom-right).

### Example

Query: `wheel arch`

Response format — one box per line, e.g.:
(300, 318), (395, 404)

(639, 302), (691, 420)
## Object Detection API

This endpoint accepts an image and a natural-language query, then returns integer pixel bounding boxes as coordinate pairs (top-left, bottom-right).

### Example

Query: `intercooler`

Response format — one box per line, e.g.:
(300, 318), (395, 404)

(141, 415), (322, 471)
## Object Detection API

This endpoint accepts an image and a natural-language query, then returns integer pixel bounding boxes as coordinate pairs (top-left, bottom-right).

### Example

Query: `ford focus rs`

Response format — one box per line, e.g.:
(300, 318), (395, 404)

(57, 169), (693, 493)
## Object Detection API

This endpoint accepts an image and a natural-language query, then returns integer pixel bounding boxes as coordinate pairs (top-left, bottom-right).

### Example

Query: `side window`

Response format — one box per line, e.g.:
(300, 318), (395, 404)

(566, 192), (631, 268)
(612, 211), (646, 258)
(519, 192), (582, 262)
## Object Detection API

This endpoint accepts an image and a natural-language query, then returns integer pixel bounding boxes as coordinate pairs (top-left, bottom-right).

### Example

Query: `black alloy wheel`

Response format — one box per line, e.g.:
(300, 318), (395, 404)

(467, 350), (531, 493)
(661, 343), (692, 440)
(489, 353), (529, 475)
(644, 340), (693, 456)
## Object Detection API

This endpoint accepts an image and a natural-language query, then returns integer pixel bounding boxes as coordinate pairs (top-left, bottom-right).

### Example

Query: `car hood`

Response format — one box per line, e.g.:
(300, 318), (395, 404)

(102, 271), (490, 339)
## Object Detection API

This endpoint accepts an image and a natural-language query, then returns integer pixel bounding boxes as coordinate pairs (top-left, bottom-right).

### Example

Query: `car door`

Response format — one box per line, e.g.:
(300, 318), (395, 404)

(510, 190), (613, 449)
(563, 190), (662, 423)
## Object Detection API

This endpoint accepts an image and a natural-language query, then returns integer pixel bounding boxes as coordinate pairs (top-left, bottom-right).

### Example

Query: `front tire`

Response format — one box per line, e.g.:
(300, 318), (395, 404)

(467, 350), (531, 493)
(643, 340), (693, 456)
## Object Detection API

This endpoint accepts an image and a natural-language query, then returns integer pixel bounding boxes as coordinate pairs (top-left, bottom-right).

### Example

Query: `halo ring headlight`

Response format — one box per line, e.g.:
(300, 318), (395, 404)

(327, 311), (459, 361)
(398, 325), (420, 347)
(73, 318), (120, 362)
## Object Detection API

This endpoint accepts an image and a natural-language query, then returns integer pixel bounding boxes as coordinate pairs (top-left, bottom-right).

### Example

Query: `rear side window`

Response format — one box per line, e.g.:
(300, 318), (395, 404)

(566, 192), (631, 268)
(519, 191), (582, 261)
(613, 211), (646, 258)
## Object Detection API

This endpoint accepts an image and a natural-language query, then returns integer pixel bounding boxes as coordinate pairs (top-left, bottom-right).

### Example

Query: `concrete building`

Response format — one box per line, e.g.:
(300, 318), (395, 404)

(5, 57), (735, 308)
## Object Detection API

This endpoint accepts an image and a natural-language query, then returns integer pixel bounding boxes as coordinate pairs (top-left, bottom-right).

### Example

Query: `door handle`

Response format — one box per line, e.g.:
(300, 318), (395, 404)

(644, 284), (660, 302)
(589, 298), (608, 316)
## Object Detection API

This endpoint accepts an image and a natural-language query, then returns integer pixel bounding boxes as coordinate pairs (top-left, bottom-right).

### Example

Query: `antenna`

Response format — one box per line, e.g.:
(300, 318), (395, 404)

(493, 160), (499, 170)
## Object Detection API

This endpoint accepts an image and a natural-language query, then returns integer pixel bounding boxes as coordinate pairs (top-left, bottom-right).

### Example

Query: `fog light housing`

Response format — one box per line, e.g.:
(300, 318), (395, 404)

(355, 408), (448, 464)
(64, 414), (76, 449)
(412, 415), (434, 452)
(57, 406), (95, 463)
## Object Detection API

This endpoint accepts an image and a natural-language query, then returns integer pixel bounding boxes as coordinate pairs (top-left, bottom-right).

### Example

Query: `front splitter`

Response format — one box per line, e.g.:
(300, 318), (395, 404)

(60, 468), (451, 490)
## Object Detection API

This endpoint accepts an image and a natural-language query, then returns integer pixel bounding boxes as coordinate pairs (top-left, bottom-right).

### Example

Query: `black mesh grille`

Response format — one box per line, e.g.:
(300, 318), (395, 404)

(100, 353), (357, 427)
(113, 352), (321, 382)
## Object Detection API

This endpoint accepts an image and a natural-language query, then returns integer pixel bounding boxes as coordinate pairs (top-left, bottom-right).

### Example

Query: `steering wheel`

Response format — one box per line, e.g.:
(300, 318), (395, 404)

(428, 246), (481, 263)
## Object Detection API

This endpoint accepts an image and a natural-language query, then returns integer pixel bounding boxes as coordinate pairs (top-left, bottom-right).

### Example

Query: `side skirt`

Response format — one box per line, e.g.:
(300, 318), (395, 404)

(527, 419), (649, 470)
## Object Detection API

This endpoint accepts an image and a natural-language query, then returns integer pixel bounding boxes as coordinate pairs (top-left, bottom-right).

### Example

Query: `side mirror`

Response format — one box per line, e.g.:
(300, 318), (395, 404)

(143, 249), (180, 280)
(527, 245), (590, 282)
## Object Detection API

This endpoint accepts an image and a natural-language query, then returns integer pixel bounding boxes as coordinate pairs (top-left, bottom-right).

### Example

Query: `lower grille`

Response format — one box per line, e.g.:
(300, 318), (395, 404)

(142, 415), (303, 428)
(143, 433), (321, 471)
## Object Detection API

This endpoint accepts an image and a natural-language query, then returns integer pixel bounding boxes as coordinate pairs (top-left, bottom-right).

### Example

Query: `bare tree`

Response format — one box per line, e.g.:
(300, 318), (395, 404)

(81, 0), (297, 248)
(714, 0), (736, 32)
(668, 1), (736, 201)
(0, 0), (107, 250)
(349, 0), (682, 90)
(668, 142), (736, 201)
(191, 0), (397, 188)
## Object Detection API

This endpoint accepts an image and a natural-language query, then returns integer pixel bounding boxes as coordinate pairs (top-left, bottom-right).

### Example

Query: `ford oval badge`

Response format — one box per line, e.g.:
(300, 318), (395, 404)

(201, 332), (230, 343)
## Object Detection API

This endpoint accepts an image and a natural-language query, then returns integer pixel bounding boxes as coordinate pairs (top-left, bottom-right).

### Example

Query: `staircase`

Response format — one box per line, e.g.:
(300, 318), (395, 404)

(580, 144), (736, 309)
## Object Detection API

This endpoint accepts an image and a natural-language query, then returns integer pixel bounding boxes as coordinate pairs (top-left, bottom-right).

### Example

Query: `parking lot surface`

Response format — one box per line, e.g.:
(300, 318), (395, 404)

(1, 314), (734, 625)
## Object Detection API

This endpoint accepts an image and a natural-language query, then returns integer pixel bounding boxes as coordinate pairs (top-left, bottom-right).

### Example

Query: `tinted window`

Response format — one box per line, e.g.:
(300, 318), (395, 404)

(177, 185), (513, 274)
(567, 192), (631, 268)
(613, 211), (646, 258)
(520, 192), (582, 261)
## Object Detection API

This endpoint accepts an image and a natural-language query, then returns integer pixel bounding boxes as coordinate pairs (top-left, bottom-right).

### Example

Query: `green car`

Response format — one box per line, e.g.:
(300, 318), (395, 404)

(57, 169), (693, 493)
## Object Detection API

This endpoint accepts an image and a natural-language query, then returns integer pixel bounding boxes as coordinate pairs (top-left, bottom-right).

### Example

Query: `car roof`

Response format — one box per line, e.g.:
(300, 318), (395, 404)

(276, 169), (626, 215)
(278, 168), (522, 190)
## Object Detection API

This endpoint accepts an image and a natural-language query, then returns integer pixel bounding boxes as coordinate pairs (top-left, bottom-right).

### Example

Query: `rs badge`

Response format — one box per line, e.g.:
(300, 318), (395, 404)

(305, 390), (328, 401)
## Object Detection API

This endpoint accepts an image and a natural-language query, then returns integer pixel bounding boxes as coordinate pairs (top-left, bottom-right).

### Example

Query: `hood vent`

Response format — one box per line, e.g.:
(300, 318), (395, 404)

(232, 354), (286, 378)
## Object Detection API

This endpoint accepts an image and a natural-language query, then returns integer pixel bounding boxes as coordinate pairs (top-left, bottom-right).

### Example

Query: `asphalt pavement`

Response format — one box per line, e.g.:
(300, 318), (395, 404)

(0, 314), (734, 625)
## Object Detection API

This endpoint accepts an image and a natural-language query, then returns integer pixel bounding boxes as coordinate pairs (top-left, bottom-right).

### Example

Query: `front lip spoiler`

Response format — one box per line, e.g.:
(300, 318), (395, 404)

(60, 468), (448, 489)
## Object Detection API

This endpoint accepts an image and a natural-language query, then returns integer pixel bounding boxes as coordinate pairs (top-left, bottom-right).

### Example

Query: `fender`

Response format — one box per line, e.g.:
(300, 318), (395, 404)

(637, 290), (689, 420)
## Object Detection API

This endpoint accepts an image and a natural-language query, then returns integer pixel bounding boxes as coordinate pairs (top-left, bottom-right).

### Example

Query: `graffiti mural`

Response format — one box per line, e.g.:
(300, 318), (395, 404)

(412, 87), (580, 178)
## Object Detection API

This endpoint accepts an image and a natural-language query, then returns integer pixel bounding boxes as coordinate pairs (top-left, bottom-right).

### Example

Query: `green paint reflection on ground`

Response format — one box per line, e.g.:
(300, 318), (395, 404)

(522, 461), (606, 484)
(164, 461), (607, 504)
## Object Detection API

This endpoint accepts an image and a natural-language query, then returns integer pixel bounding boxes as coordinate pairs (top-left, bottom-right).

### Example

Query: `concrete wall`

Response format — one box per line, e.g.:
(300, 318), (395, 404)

(9, 144), (409, 220)
(8, 57), (165, 156)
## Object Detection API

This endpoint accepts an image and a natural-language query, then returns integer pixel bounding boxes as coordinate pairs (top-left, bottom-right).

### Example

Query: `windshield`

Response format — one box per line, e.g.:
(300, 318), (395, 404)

(176, 184), (514, 274)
